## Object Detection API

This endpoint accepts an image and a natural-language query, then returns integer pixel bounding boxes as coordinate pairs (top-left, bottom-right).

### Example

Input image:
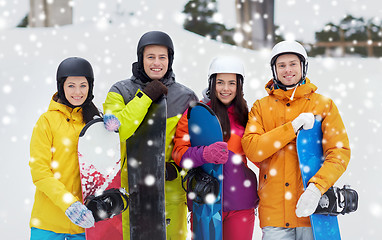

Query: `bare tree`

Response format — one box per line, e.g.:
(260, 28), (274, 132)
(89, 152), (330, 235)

(29, 0), (73, 27)
(235, 0), (275, 49)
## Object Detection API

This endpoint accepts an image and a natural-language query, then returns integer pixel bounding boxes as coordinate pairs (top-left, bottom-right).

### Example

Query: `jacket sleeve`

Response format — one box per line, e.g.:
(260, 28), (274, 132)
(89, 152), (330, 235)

(241, 100), (296, 163)
(29, 115), (78, 212)
(308, 100), (351, 194)
(172, 110), (206, 167)
(103, 89), (152, 142)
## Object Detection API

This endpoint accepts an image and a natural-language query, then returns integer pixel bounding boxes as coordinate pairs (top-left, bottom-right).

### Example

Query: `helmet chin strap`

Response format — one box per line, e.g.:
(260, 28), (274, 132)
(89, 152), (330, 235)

(273, 78), (303, 91)
(289, 82), (300, 101)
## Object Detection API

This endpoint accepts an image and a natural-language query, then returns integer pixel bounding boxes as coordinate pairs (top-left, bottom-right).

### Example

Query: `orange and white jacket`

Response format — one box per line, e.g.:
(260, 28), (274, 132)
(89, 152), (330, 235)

(241, 78), (350, 228)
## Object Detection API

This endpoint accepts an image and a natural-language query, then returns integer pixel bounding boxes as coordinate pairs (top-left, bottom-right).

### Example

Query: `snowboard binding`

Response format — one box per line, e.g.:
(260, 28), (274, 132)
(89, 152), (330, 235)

(315, 185), (358, 216)
(182, 167), (220, 204)
(85, 188), (129, 222)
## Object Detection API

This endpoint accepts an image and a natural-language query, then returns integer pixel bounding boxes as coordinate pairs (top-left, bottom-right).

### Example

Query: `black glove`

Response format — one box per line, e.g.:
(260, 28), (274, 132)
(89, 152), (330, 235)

(142, 80), (168, 101)
(165, 162), (180, 181)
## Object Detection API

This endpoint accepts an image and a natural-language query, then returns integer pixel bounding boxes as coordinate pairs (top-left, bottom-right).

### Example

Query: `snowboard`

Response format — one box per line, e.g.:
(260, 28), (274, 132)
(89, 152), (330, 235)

(126, 97), (167, 239)
(187, 101), (223, 240)
(78, 117), (123, 240)
(296, 119), (341, 240)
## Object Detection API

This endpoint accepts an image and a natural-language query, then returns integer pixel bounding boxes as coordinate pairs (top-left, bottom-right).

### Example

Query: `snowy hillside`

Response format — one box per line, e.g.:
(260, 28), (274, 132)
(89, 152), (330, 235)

(1, 1), (382, 239)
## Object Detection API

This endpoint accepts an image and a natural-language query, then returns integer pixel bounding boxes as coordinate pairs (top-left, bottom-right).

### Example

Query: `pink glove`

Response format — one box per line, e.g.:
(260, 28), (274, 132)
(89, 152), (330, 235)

(203, 142), (228, 164)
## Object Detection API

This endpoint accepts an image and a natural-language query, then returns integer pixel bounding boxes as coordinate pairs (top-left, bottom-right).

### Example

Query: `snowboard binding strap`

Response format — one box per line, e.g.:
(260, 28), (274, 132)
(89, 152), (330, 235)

(85, 188), (129, 222)
(315, 185), (358, 216)
(182, 167), (220, 204)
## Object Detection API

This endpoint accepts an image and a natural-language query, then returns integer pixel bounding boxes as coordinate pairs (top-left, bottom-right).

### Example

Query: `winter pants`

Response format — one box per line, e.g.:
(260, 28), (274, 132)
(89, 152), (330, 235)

(262, 226), (314, 240)
(30, 228), (85, 240)
(222, 208), (255, 240)
(165, 175), (188, 240)
(190, 208), (255, 240)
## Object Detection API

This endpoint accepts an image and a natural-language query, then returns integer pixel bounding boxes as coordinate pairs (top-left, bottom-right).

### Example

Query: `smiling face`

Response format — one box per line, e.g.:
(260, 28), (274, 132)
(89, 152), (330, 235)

(63, 76), (89, 106)
(215, 73), (237, 106)
(275, 53), (302, 86)
(143, 45), (169, 80)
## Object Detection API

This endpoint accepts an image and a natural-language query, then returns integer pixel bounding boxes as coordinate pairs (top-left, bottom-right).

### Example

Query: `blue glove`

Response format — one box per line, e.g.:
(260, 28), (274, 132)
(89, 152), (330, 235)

(103, 114), (120, 132)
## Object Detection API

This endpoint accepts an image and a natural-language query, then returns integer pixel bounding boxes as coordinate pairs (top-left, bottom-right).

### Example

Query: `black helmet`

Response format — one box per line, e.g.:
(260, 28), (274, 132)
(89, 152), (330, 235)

(134, 31), (174, 81)
(137, 31), (174, 55)
(56, 57), (94, 108)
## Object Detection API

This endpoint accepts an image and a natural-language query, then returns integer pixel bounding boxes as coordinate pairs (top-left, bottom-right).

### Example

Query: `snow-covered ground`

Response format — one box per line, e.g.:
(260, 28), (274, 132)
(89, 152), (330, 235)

(1, 1), (382, 239)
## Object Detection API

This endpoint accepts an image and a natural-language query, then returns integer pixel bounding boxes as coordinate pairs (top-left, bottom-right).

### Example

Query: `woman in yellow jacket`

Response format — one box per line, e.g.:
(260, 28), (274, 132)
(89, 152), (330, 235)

(241, 41), (350, 240)
(29, 57), (101, 239)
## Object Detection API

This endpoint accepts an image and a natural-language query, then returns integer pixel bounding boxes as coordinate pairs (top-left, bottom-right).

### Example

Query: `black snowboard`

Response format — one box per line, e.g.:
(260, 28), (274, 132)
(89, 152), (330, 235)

(126, 97), (167, 239)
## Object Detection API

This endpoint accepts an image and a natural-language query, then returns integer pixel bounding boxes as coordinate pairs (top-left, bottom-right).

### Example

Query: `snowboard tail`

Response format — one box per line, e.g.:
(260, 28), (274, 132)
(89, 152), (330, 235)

(187, 102), (223, 240)
(126, 97), (167, 239)
(296, 119), (341, 240)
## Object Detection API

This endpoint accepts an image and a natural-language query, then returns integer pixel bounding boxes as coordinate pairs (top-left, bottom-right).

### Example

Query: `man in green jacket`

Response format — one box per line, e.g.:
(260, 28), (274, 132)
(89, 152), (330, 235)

(103, 31), (198, 239)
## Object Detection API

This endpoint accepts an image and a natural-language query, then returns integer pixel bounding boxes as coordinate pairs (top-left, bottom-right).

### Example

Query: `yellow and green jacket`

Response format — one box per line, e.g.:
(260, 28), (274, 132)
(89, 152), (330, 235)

(29, 94), (85, 234)
(103, 72), (198, 239)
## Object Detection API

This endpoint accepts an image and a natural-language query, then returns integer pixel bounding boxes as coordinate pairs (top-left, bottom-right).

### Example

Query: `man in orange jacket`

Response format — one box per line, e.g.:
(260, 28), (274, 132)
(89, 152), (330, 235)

(241, 41), (350, 240)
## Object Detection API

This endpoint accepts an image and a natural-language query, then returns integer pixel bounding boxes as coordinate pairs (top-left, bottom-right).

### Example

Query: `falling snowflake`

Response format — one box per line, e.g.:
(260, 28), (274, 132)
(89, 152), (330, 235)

(95, 146), (103, 154)
(128, 158), (139, 168)
(231, 154), (242, 165)
(204, 193), (216, 204)
(188, 192), (196, 200)
(243, 179), (251, 187)
(144, 174), (155, 186)
(269, 168), (277, 176)
(190, 124), (201, 135)
(182, 158), (193, 169)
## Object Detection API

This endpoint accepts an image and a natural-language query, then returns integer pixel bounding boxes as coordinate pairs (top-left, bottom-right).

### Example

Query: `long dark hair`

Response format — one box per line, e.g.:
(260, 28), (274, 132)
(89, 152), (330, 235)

(82, 101), (100, 124)
(209, 74), (248, 142)
(77, 76), (100, 124)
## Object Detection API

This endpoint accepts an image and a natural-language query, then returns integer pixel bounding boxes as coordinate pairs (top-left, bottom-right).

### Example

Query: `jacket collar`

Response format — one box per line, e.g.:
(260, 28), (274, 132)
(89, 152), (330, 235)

(265, 78), (317, 101)
(206, 101), (235, 113)
(49, 93), (83, 122)
(131, 70), (176, 88)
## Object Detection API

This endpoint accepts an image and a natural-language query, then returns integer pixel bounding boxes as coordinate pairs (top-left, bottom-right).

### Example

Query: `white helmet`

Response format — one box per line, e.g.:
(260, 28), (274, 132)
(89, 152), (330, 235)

(208, 56), (245, 79)
(206, 56), (245, 97)
(270, 41), (308, 88)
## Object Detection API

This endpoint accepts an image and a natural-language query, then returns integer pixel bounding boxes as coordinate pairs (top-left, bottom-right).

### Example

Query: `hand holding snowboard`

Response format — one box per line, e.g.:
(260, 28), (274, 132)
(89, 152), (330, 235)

(296, 183), (322, 217)
(65, 201), (95, 228)
(203, 141), (228, 164)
